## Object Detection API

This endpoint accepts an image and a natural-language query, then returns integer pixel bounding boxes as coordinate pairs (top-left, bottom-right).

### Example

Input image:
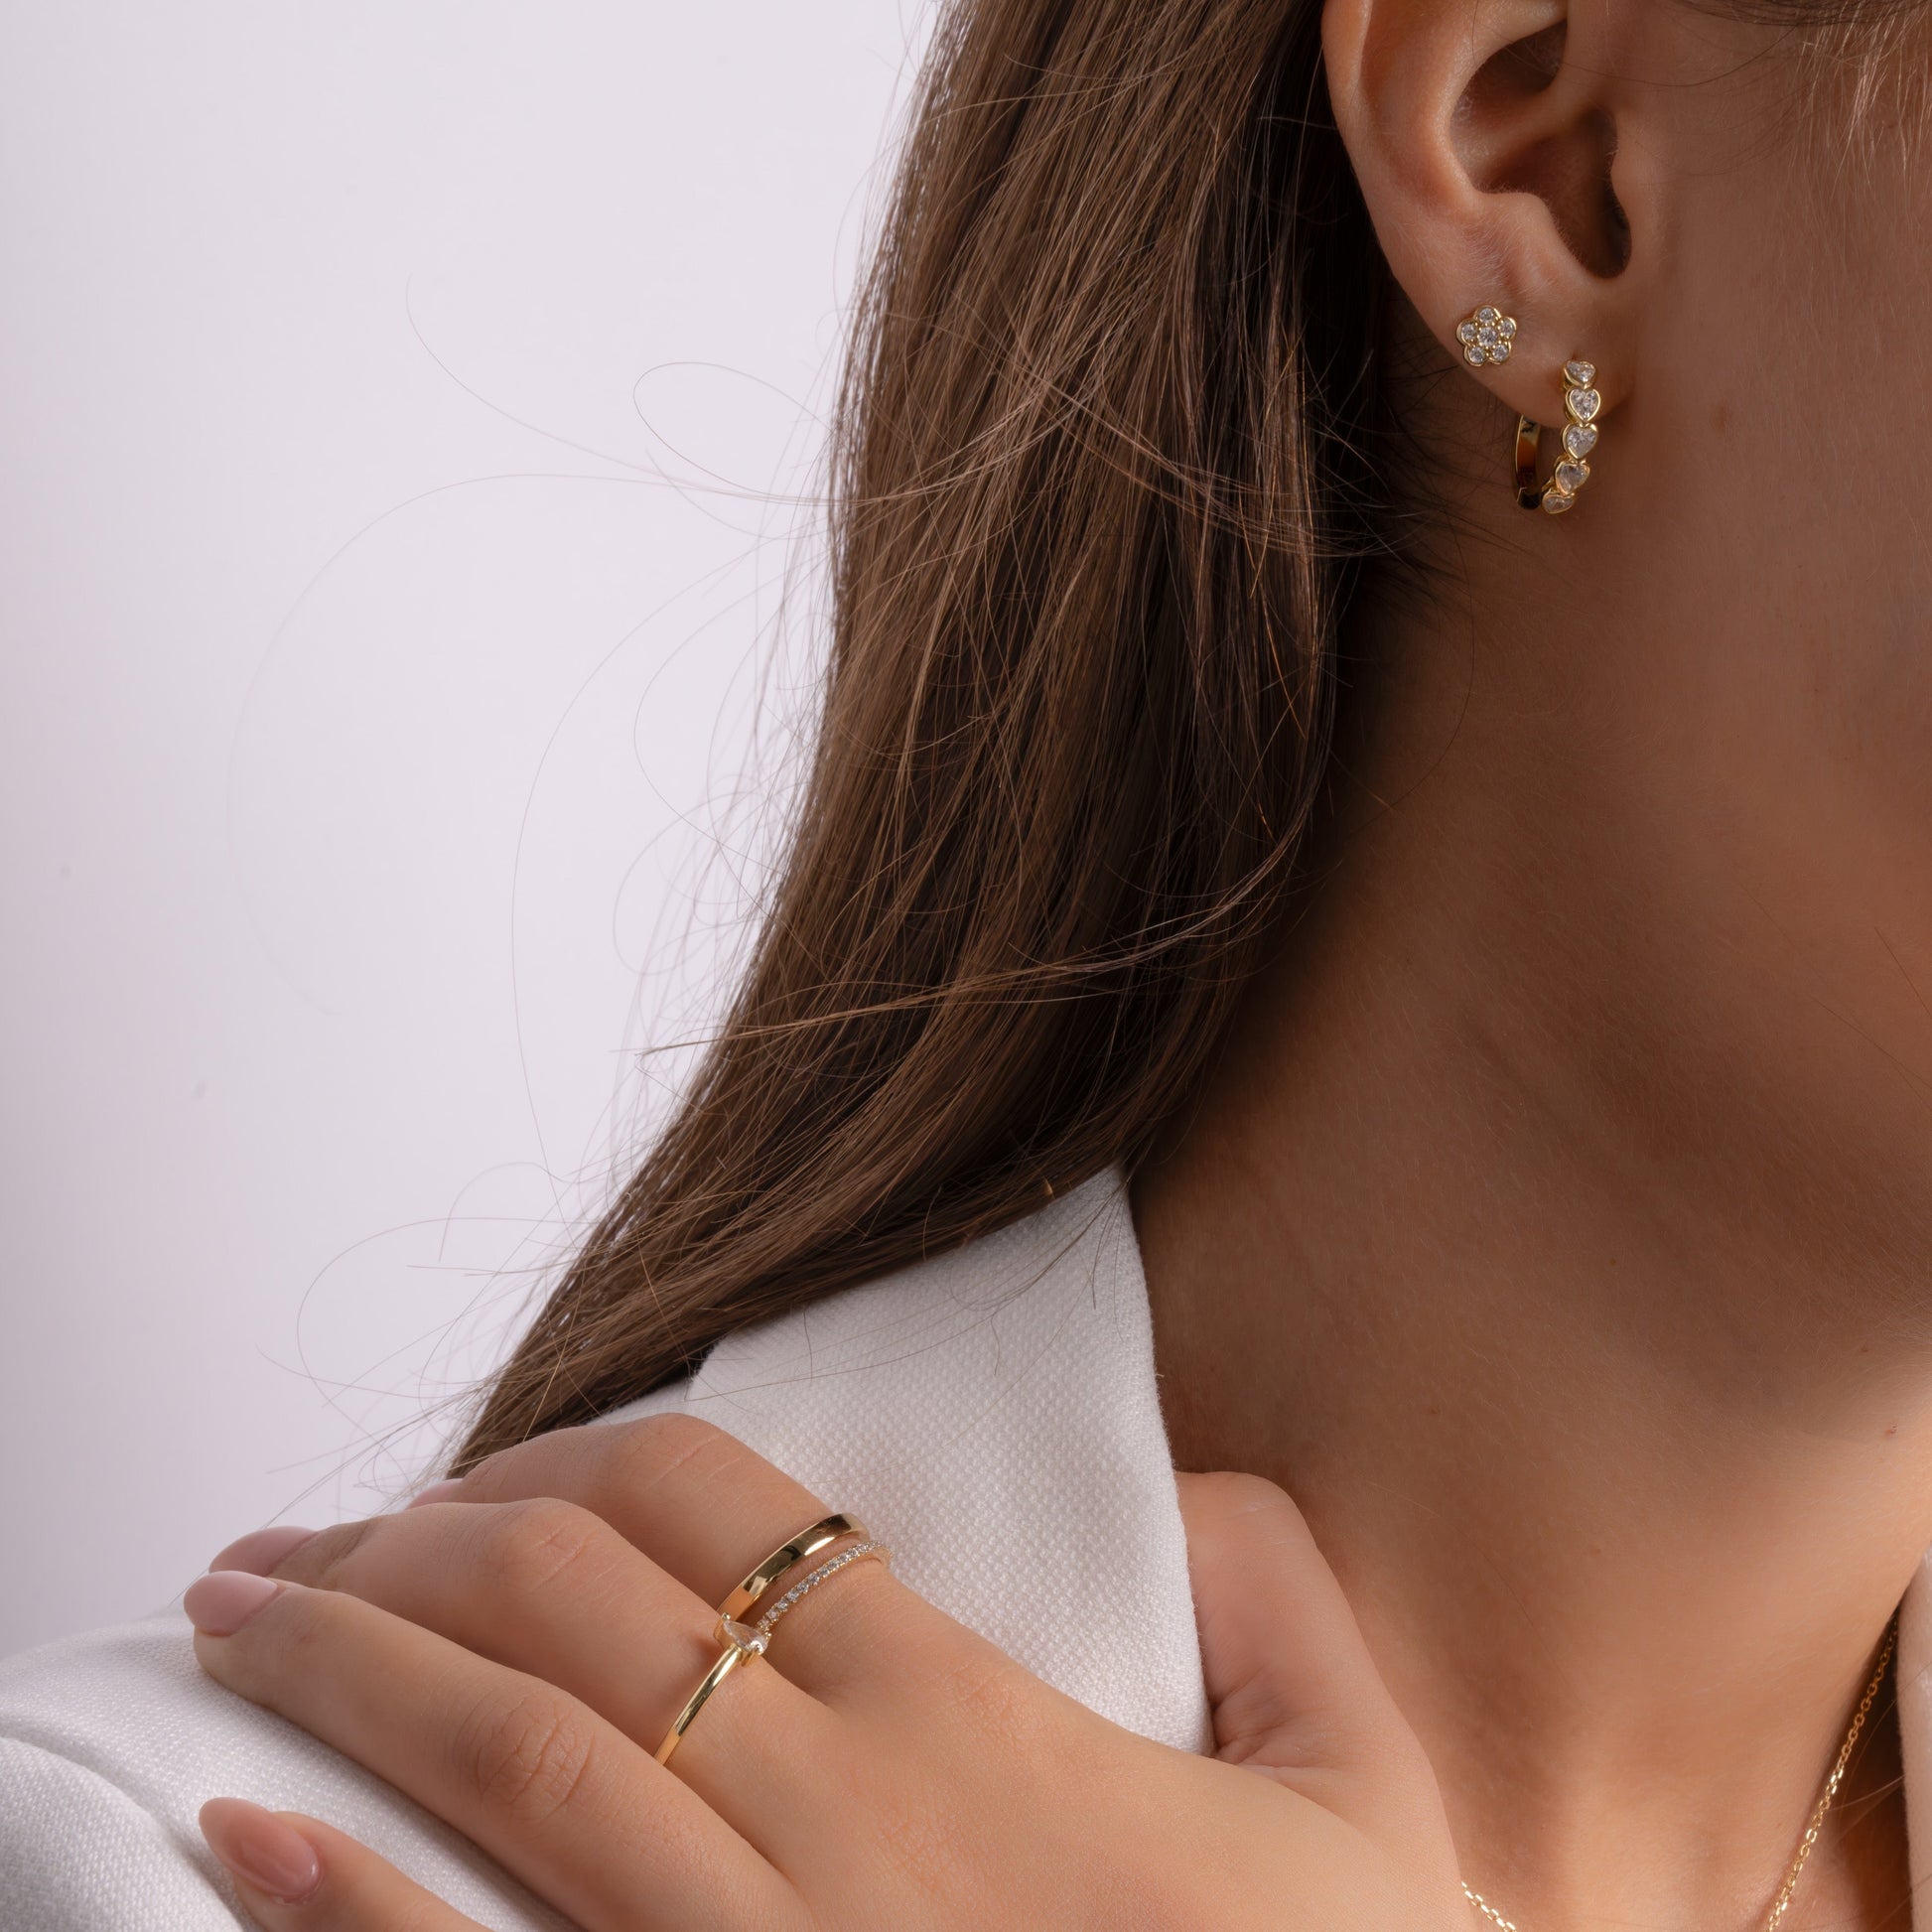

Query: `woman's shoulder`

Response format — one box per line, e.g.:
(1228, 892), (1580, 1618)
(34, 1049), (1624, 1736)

(0, 1611), (566, 1929)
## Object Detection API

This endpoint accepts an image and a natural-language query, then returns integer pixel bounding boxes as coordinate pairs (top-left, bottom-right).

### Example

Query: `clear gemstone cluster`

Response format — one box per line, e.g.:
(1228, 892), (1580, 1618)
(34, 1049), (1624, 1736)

(1455, 305), (1517, 366)
(1541, 359), (1600, 514)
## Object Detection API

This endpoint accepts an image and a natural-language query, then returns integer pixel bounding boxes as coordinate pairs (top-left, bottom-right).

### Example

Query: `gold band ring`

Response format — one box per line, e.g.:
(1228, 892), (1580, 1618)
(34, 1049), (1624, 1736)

(654, 1616), (767, 1766)
(718, 1512), (867, 1623)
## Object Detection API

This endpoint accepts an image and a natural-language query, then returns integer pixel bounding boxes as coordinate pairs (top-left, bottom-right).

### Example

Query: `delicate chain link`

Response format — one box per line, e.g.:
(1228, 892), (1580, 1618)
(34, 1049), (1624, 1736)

(1461, 1618), (1895, 1932)
(1760, 1620), (1896, 1932)
(1461, 1882), (1520, 1931)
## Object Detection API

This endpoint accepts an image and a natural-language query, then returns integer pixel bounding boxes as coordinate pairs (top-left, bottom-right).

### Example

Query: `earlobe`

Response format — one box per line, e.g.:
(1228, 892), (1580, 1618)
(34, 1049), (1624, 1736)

(1323, 0), (1646, 422)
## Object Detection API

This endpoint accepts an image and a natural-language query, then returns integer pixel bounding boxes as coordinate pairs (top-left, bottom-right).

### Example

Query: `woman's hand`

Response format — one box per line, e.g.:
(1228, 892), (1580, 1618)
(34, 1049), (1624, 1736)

(186, 1416), (1466, 1930)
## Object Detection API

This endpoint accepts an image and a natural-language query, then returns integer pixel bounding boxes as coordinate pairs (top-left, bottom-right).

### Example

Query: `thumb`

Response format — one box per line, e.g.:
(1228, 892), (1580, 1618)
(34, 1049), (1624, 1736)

(1177, 1470), (1447, 1845)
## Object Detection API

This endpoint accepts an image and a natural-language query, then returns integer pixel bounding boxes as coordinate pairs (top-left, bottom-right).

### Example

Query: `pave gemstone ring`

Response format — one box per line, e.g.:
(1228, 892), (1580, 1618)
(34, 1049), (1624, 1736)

(755, 1540), (892, 1647)
(655, 1616), (769, 1766)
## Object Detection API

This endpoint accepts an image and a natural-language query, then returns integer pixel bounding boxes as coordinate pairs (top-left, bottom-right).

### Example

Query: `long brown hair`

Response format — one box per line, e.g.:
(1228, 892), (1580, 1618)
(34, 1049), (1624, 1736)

(459, 0), (1390, 1465)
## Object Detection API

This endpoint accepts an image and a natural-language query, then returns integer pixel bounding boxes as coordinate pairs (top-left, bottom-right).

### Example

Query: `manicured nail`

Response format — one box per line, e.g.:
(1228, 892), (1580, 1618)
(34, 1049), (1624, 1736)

(208, 1525), (318, 1577)
(406, 1477), (464, 1509)
(201, 1796), (323, 1902)
(185, 1571), (283, 1636)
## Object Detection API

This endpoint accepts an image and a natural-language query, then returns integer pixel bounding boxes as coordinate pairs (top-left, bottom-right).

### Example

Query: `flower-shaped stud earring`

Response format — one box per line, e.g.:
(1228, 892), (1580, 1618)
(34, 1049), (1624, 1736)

(1455, 305), (1517, 366)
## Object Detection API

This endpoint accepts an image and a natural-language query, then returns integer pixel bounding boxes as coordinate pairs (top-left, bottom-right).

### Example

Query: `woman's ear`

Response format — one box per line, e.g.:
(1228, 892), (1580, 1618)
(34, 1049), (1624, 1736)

(1323, 0), (1658, 417)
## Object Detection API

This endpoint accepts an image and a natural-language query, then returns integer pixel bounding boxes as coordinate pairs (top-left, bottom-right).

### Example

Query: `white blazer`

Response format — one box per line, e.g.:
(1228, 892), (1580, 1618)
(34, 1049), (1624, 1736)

(3, 1173), (1930, 1927)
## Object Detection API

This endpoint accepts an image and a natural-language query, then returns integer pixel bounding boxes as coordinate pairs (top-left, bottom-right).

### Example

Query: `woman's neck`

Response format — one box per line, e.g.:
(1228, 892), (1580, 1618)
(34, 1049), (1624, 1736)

(1134, 638), (1932, 1928)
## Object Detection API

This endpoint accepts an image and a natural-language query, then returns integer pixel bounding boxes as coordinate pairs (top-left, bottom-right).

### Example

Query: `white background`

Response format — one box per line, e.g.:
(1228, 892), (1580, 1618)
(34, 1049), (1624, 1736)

(0, 3), (928, 1657)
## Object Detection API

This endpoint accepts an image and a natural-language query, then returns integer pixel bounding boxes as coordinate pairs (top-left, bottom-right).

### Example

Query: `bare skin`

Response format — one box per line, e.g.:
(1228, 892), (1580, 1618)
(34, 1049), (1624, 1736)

(1138, 778), (1923, 1927)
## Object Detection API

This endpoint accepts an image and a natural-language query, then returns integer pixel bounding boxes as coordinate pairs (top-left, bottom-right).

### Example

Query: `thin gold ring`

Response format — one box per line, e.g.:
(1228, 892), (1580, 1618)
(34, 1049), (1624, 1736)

(654, 1616), (767, 1766)
(718, 1512), (866, 1623)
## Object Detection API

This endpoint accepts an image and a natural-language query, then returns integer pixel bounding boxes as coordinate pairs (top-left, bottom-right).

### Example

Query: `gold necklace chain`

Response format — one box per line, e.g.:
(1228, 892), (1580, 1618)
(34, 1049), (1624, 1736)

(1461, 1619), (1896, 1932)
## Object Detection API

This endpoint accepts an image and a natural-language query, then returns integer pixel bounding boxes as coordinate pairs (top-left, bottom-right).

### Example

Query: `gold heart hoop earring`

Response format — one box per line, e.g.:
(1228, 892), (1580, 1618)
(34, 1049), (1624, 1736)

(1516, 358), (1601, 516)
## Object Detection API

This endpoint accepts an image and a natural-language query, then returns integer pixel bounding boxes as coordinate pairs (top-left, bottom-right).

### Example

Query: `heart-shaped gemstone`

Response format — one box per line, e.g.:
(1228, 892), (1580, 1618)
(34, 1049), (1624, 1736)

(1563, 359), (1596, 387)
(1563, 422), (1598, 460)
(1554, 460), (1589, 493)
(1566, 387), (1601, 422)
(1542, 487), (1576, 513)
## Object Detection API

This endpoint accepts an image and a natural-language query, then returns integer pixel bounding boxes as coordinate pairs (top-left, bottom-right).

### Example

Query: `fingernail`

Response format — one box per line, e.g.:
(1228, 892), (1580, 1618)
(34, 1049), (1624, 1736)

(406, 1477), (464, 1509)
(185, 1571), (284, 1636)
(208, 1525), (318, 1577)
(201, 1796), (323, 1902)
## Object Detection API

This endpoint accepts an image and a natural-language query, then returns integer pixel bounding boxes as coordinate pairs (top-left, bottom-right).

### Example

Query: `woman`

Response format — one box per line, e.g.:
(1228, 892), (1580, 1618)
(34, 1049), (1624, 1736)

(3, 0), (1925, 1922)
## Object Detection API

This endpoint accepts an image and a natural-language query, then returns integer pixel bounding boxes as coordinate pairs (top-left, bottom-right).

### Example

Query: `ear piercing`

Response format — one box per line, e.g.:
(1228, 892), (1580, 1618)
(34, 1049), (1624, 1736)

(1515, 359), (1601, 515)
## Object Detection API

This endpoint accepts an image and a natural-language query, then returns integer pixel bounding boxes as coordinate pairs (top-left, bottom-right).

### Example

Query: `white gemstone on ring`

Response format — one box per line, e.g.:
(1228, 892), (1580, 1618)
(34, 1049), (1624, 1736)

(719, 1617), (768, 1656)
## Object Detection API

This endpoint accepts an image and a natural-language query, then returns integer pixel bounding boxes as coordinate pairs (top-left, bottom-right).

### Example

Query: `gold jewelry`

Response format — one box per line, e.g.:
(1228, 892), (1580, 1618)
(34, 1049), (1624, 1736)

(1761, 1618), (1896, 1932)
(718, 1513), (867, 1623)
(1515, 360), (1601, 516)
(654, 1615), (767, 1766)
(1462, 1883), (1520, 1932)
(754, 1540), (891, 1646)
(1455, 305), (1518, 367)
(1461, 1616), (1896, 1932)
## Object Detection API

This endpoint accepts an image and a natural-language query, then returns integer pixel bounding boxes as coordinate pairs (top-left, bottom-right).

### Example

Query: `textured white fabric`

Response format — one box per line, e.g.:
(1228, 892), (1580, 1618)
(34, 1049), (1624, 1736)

(2, 1169), (1929, 1926)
